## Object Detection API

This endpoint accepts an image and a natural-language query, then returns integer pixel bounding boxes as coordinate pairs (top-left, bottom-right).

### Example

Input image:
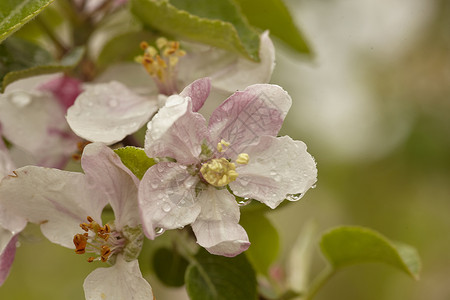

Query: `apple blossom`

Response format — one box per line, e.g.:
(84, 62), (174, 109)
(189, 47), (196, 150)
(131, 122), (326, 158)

(0, 74), (81, 169)
(66, 31), (275, 145)
(0, 143), (152, 299)
(138, 78), (317, 257)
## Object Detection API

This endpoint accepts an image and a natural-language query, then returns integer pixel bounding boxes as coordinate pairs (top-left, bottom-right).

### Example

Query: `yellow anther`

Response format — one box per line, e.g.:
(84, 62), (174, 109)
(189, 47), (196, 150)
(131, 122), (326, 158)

(156, 37), (168, 49)
(236, 153), (249, 165)
(200, 158), (238, 187)
(217, 139), (231, 153)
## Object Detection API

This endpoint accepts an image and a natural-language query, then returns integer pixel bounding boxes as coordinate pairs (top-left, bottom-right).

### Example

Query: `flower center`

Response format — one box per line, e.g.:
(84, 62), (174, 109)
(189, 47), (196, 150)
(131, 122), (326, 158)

(199, 140), (250, 187)
(135, 37), (186, 96)
(73, 216), (125, 263)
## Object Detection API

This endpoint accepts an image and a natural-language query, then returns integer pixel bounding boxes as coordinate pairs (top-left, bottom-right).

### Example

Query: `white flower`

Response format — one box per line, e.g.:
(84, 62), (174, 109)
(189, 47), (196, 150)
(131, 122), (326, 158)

(0, 143), (152, 299)
(138, 78), (317, 257)
(66, 32), (275, 145)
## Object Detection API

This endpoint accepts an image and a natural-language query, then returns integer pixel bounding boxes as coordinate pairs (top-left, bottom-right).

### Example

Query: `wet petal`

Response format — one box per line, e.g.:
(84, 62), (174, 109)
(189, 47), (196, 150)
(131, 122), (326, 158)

(0, 88), (78, 168)
(179, 77), (211, 112)
(81, 143), (140, 229)
(230, 136), (317, 209)
(84, 255), (153, 300)
(191, 187), (250, 257)
(138, 162), (201, 239)
(211, 31), (275, 92)
(0, 235), (17, 286)
(0, 166), (105, 248)
(208, 84), (292, 157)
(0, 133), (15, 177)
(67, 81), (158, 144)
(145, 95), (208, 164)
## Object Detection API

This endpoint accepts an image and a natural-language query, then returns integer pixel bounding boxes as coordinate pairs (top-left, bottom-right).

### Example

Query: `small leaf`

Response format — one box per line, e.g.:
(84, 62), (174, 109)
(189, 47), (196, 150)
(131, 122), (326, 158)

(234, 0), (311, 54)
(320, 226), (421, 280)
(185, 248), (257, 300)
(0, 0), (55, 43)
(97, 31), (156, 68)
(153, 247), (189, 287)
(240, 212), (279, 275)
(0, 37), (84, 92)
(114, 146), (156, 180)
(130, 0), (261, 61)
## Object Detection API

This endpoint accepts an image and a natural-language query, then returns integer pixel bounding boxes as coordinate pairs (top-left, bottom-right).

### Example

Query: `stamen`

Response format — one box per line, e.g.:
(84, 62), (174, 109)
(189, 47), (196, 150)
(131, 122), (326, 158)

(236, 153), (250, 165)
(217, 139), (231, 153)
(200, 158), (238, 187)
(73, 216), (125, 263)
(135, 38), (186, 95)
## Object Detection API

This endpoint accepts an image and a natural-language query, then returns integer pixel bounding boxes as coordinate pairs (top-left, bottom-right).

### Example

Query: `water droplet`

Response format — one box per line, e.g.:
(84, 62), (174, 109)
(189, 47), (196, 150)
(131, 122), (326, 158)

(162, 202), (171, 212)
(9, 92), (32, 107)
(155, 227), (165, 236)
(237, 197), (252, 206)
(286, 193), (303, 201)
(178, 225), (185, 230)
(270, 170), (277, 176)
(274, 175), (281, 182)
(87, 101), (94, 107)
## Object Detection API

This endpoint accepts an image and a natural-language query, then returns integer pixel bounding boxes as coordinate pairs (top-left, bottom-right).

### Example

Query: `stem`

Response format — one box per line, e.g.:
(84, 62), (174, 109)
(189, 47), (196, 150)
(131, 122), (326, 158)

(304, 267), (335, 300)
(35, 16), (69, 59)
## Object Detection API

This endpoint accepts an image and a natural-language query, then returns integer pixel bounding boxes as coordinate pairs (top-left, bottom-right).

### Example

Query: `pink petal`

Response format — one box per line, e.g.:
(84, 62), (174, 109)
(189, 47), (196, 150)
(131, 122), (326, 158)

(145, 95), (208, 164)
(179, 78), (211, 112)
(208, 84), (292, 158)
(230, 136), (317, 209)
(138, 162), (201, 239)
(67, 81), (158, 144)
(191, 187), (250, 257)
(0, 166), (105, 248)
(81, 143), (140, 229)
(39, 75), (82, 111)
(0, 235), (17, 286)
(84, 256), (153, 300)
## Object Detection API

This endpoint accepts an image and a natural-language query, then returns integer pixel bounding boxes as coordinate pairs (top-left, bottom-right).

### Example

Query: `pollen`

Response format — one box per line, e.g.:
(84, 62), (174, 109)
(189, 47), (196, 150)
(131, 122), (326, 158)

(200, 158), (238, 187)
(72, 216), (125, 263)
(236, 153), (249, 165)
(217, 139), (231, 153)
(135, 37), (186, 95)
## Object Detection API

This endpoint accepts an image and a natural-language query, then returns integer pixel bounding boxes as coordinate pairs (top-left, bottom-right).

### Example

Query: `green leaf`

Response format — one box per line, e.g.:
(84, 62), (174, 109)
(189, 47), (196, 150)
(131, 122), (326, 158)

(97, 31), (155, 68)
(114, 146), (156, 180)
(153, 247), (189, 287)
(130, 0), (261, 61)
(320, 226), (421, 280)
(0, 0), (55, 43)
(0, 37), (84, 92)
(234, 0), (311, 54)
(185, 248), (257, 300)
(240, 212), (279, 275)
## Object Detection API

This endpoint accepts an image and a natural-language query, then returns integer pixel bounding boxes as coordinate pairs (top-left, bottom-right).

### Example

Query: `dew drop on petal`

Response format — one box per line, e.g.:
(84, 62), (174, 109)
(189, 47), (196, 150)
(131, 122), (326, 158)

(237, 197), (252, 206)
(178, 226), (185, 230)
(155, 227), (165, 236)
(286, 193), (304, 201)
(162, 202), (171, 212)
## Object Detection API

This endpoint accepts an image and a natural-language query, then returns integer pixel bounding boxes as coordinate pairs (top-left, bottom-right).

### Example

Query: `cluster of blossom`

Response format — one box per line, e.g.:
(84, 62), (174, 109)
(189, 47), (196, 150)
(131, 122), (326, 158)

(0, 32), (317, 299)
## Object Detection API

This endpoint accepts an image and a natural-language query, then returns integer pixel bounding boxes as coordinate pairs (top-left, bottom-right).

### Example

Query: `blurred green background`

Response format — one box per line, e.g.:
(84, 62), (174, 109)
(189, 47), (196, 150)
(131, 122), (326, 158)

(1, 0), (449, 299)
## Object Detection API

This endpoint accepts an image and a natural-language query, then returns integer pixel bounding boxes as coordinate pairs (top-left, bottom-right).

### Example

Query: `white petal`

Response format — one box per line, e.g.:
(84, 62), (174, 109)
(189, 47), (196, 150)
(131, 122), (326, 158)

(144, 95), (208, 164)
(139, 162), (201, 239)
(191, 187), (250, 257)
(81, 143), (140, 229)
(0, 136), (15, 177)
(230, 136), (317, 209)
(84, 256), (153, 300)
(211, 31), (275, 92)
(0, 167), (105, 248)
(67, 81), (157, 144)
(0, 88), (78, 168)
